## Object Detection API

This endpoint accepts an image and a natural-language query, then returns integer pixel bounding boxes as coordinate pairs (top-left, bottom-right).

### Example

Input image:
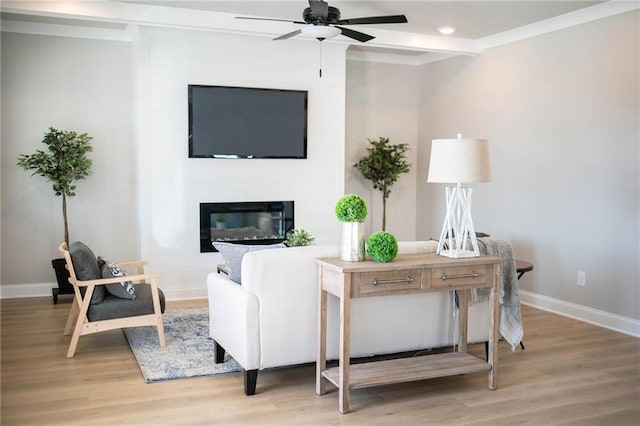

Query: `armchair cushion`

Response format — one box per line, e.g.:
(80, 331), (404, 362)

(87, 284), (166, 322)
(98, 257), (136, 300)
(213, 242), (286, 284)
(69, 241), (105, 304)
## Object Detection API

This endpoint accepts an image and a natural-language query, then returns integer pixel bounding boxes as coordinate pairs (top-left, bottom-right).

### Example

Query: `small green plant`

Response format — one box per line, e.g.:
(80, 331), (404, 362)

(283, 228), (315, 247)
(354, 137), (410, 231)
(17, 127), (93, 246)
(335, 194), (367, 223)
(367, 231), (398, 262)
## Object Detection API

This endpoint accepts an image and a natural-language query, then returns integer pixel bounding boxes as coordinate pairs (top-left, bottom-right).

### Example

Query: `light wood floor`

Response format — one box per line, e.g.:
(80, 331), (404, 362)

(1, 296), (639, 425)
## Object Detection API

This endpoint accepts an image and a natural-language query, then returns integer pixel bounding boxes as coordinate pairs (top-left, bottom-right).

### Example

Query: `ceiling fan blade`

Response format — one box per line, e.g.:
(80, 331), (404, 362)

(335, 26), (374, 43)
(336, 15), (408, 25)
(308, 0), (329, 19)
(236, 16), (306, 25)
(273, 29), (302, 40)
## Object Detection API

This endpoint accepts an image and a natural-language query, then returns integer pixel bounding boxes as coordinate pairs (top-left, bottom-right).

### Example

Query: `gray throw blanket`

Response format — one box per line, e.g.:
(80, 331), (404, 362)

(474, 238), (524, 351)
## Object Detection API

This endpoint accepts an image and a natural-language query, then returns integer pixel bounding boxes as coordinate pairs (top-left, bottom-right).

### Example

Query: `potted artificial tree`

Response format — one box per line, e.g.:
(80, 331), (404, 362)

(17, 127), (93, 303)
(354, 137), (410, 231)
(335, 194), (367, 261)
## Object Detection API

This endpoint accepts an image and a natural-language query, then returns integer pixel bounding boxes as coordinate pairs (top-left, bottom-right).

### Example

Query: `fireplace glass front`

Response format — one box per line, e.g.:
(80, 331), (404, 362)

(200, 201), (294, 252)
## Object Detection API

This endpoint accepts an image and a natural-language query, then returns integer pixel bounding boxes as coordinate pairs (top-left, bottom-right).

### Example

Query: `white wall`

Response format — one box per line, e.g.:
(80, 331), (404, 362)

(417, 11), (639, 321)
(134, 28), (346, 297)
(345, 60), (419, 240)
(1, 27), (347, 298)
(1, 10), (637, 333)
(1, 33), (137, 285)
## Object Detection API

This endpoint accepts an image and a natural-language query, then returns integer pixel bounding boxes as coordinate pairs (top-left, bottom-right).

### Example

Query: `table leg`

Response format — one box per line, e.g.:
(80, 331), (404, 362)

(488, 263), (500, 390)
(457, 290), (469, 353)
(316, 266), (328, 395)
(338, 274), (351, 414)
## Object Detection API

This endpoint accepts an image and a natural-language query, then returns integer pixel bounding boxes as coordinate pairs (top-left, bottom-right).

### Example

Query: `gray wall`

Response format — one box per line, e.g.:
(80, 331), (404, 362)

(1, 33), (136, 284)
(2, 11), (637, 325)
(345, 60), (419, 239)
(417, 11), (639, 320)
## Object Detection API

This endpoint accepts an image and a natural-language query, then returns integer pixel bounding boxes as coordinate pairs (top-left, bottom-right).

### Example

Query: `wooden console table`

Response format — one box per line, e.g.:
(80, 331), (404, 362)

(315, 253), (502, 413)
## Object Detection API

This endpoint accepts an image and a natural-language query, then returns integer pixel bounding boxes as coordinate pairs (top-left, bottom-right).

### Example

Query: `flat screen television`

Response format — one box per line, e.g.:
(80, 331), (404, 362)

(188, 84), (308, 159)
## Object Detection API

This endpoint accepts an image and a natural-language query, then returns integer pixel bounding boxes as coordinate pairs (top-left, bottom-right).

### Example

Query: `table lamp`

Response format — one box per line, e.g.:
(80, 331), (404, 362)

(427, 134), (491, 258)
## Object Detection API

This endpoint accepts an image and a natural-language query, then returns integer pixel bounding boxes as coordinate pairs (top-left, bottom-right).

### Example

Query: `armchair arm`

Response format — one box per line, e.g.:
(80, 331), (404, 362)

(119, 260), (148, 275)
(207, 272), (260, 371)
(69, 273), (161, 287)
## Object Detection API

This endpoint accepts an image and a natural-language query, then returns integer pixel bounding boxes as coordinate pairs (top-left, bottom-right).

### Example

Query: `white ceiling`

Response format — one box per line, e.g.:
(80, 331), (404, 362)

(117, 0), (605, 39)
(2, 1), (636, 63)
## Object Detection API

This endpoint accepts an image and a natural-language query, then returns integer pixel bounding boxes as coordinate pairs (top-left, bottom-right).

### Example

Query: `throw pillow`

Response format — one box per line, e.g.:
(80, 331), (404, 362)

(213, 242), (285, 284)
(97, 256), (136, 300)
(69, 241), (105, 304)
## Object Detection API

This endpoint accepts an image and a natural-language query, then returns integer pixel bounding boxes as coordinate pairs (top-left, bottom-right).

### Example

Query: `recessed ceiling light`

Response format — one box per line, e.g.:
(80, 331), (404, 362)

(438, 26), (456, 35)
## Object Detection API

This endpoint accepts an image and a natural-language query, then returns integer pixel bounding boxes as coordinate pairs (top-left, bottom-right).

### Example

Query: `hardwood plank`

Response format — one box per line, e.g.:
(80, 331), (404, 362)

(1, 299), (639, 424)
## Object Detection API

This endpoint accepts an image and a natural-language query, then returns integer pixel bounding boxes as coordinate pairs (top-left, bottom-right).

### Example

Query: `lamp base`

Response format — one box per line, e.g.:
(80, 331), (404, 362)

(437, 249), (479, 259)
(435, 183), (481, 259)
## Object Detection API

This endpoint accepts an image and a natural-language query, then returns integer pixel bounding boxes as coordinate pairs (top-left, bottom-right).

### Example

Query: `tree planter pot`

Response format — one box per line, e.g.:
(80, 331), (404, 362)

(51, 258), (73, 304)
(340, 222), (365, 262)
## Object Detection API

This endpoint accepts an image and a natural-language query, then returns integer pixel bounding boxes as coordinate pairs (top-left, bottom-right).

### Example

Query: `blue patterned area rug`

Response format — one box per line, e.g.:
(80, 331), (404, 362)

(124, 307), (241, 383)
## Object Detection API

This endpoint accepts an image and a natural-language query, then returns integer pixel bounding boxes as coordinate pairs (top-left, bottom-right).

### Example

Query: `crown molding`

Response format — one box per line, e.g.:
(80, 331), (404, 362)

(0, 0), (479, 55)
(478, 0), (640, 50)
(2, 1), (637, 64)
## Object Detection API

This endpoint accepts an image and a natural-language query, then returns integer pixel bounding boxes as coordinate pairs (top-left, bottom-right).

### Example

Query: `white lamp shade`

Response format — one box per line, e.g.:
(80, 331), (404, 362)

(301, 25), (341, 39)
(427, 137), (492, 183)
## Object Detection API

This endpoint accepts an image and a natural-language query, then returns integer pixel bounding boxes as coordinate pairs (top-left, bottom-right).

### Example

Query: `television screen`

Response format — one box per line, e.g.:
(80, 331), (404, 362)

(188, 85), (308, 159)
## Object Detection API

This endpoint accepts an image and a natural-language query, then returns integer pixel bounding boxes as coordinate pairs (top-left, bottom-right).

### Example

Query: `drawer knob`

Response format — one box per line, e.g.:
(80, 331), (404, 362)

(441, 271), (478, 280)
(372, 276), (414, 286)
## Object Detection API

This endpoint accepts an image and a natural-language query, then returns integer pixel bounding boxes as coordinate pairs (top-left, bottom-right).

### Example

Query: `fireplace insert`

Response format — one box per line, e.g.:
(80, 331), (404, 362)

(200, 201), (294, 252)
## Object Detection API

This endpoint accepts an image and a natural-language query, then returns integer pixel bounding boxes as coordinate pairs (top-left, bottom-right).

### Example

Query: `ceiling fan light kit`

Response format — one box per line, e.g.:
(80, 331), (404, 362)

(301, 25), (341, 40)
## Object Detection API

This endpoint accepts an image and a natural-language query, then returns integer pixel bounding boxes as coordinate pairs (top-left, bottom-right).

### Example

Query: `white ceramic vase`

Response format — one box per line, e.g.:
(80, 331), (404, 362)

(341, 222), (365, 262)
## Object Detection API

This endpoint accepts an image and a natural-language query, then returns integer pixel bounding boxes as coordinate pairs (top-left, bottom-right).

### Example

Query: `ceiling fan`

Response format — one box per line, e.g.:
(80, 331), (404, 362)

(236, 0), (408, 43)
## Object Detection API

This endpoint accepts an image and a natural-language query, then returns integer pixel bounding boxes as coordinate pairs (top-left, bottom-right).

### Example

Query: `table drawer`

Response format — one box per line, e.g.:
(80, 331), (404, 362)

(430, 265), (490, 289)
(356, 269), (422, 296)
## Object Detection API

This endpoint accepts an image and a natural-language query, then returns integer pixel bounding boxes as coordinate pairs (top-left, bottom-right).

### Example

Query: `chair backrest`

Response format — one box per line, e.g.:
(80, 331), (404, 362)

(58, 241), (106, 304)
(59, 242), (77, 283)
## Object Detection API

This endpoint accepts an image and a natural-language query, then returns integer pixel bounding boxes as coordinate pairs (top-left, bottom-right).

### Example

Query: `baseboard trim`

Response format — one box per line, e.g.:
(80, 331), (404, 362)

(0, 282), (208, 301)
(519, 290), (640, 338)
(3, 284), (638, 336)
(0, 282), (56, 299)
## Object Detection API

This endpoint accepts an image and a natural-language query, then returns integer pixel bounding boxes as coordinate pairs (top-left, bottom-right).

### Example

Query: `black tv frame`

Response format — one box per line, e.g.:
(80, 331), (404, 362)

(188, 84), (308, 159)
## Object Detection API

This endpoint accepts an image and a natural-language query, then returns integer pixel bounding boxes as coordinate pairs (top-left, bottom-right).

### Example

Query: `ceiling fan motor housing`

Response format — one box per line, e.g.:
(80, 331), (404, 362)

(303, 6), (341, 24)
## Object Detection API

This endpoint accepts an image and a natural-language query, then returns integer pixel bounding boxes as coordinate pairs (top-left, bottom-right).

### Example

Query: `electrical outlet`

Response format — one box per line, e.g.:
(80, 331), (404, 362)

(577, 271), (586, 287)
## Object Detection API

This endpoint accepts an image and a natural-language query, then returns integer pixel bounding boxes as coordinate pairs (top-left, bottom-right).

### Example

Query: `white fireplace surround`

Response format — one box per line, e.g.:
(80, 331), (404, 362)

(133, 28), (346, 299)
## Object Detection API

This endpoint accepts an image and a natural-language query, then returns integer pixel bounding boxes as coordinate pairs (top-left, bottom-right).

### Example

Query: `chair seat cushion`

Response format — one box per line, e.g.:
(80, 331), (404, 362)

(86, 284), (166, 322)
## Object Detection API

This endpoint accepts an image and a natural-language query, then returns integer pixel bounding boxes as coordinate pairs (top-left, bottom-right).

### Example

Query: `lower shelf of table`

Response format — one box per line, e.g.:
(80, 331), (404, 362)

(320, 352), (491, 390)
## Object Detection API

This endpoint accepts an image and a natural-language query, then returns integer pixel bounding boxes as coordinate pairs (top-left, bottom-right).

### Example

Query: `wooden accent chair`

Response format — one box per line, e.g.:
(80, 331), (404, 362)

(59, 242), (166, 357)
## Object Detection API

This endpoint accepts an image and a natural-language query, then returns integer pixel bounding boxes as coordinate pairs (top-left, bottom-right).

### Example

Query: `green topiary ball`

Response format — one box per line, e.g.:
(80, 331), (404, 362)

(335, 194), (367, 223)
(367, 231), (398, 262)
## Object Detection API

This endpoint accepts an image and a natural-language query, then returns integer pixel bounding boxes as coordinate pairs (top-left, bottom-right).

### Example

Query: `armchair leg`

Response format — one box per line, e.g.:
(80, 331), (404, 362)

(155, 316), (166, 348)
(214, 341), (225, 364)
(67, 324), (83, 358)
(64, 299), (79, 336)
(244, 369), (258, 396)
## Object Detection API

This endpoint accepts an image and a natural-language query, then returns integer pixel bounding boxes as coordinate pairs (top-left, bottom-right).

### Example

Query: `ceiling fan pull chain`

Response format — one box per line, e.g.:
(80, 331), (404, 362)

(319, 40), (323, 78)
